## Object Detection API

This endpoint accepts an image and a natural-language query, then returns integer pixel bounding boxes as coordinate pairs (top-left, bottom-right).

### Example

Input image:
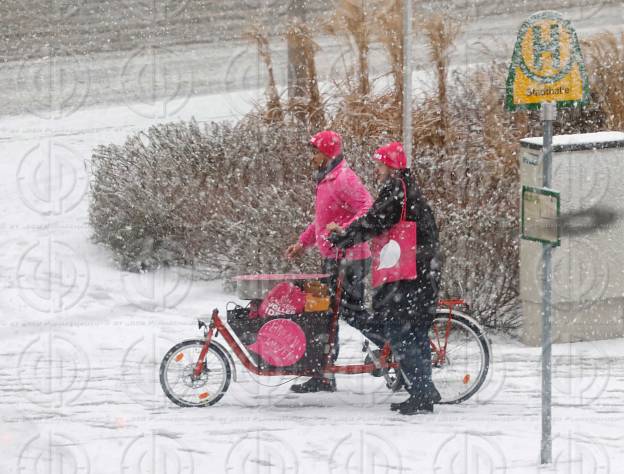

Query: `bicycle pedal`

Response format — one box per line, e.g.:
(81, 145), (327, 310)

(364, 349), (384, 377)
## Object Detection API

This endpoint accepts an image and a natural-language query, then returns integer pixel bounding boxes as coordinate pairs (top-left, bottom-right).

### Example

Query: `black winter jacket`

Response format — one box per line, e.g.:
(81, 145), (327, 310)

(329, 170), (441, 318)
(329, 169), (439, 271)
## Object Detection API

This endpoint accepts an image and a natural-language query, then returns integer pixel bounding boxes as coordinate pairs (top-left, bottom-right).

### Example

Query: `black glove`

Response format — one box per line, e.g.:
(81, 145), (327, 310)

(326, 230), (345, 248)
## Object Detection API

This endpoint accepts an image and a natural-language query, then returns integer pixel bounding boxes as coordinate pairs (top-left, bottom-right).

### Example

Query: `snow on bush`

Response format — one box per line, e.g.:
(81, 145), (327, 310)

(89, 15), (624, 332)
(91, 120), (313, 276)
(89, 112), (522, 329)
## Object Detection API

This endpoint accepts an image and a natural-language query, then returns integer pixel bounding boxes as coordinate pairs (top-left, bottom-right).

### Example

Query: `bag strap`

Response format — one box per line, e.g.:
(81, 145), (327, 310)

(399, 178), (408, 221)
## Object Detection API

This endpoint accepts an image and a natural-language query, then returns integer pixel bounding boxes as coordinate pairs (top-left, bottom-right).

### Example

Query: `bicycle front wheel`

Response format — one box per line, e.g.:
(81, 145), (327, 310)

(160, 339), (231, 407)
(430, 310), (491, 404)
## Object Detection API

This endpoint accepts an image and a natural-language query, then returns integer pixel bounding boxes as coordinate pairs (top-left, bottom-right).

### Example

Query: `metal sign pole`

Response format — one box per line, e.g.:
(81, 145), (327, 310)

(506, 12), (587, 466)
(540, 101), (556, 465)
(402, 0), (413, 169)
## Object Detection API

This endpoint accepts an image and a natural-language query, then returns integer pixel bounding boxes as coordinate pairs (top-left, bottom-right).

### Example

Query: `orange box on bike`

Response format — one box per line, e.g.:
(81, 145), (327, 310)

(304, 294), (330, 312)
(304, 280), (330, 312)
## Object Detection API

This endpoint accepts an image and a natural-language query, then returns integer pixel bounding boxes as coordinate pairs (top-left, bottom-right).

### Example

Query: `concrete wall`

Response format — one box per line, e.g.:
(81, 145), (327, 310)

(519, 134), (624, 345)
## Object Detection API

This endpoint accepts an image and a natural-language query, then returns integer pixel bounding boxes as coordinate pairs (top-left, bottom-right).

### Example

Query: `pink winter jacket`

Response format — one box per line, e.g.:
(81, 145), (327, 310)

(299, 160), (373, 260)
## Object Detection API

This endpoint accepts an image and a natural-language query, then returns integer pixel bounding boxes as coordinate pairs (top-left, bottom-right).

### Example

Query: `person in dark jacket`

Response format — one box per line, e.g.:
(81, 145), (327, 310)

(327, 142), (442, 415)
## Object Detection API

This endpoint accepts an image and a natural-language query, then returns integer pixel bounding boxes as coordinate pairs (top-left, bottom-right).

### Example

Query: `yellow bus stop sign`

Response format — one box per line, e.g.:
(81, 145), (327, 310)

(506, 11), (589, 111)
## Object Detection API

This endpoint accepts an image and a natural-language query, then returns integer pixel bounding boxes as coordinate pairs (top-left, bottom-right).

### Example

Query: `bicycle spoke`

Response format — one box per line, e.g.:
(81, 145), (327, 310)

(430, 314), (489, 404)
(443, 337), (479, 357)
(161, 341), (230, 407)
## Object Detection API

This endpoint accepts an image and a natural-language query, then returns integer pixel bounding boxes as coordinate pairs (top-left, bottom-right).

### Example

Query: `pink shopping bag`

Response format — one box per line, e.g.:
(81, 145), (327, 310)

(370, 179), (417, 287)
(257, 282), (306, 318)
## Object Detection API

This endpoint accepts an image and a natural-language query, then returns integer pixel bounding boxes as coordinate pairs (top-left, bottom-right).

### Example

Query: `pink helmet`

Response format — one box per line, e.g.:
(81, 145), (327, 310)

(372, 142), (407, 169)
(309, 130), (343, 158)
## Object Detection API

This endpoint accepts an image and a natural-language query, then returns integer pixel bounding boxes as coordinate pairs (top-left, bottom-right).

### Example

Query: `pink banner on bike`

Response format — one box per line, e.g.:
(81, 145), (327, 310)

(248, 319), (307, 367)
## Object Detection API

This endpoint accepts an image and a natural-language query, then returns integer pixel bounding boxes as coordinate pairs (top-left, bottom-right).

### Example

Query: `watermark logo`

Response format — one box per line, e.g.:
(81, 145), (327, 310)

(331, 336), (399, 407)
(17, 140), (88, 216)
(17, 333), (90, 409)
(17, 45), (90, 120)
(225, 432), (298, 474)
(120, 46), (193, 120)
(550, 341), (612, 406)
(329, 430), (402, 474)
(222, 45), (281, 118)
(553, 155), (611, 210)
(121, 0), (190, 21)
(17, 239), (90, 313)
(545, 433), (611, 474)
(433, 432), (507, 474)
(121, 332), (178, 408)
(529, 237), (609, 310)
(35, 0), (85, 19)
(18, 431), (90, 474)
(121, 266), (193, 311)
(121, 432), (193, 474)
(552, 239), (608, 305)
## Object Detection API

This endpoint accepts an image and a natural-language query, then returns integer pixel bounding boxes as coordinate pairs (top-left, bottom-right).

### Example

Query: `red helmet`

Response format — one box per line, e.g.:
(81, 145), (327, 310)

(309, 130), (343, 158)
(372, 142), (407, 169)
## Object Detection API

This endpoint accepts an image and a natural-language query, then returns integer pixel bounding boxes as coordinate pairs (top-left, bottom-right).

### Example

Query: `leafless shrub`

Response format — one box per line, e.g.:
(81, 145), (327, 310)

(582, 32), (624, 130)
(90, 12), (622, 332)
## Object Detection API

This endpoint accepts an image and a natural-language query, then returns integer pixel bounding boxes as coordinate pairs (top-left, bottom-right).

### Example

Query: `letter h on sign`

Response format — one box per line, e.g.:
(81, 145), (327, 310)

(532, 23), (560, 71)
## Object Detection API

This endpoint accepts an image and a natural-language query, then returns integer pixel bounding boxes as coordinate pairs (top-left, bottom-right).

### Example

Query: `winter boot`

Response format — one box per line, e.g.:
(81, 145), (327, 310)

(391, 386), (441, 411)
(391, 394), (434, 415)
(431, 385), (442, 404)
(290, 377), (336, 393)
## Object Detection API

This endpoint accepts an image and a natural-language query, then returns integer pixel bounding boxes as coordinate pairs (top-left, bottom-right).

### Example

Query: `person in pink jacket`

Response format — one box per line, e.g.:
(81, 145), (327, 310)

(286, 130), (373, 393)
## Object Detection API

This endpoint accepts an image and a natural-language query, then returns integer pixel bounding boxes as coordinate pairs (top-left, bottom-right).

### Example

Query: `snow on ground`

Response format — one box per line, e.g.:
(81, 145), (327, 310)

(0, 91), (622, 474)
(1, 7), (624, 471)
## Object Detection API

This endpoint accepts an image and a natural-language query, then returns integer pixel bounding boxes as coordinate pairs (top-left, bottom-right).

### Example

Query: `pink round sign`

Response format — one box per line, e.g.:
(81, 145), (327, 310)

(248, 319), (307, 367)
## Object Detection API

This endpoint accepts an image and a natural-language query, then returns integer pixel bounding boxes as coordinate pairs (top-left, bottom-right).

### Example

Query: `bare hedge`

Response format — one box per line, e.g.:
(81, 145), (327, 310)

(89, 116), (521, 329)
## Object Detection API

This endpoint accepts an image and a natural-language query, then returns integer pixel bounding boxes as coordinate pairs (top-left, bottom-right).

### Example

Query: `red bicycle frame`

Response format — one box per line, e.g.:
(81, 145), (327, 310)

(194, 274), (466, 378)
(430, 299), (466, 367)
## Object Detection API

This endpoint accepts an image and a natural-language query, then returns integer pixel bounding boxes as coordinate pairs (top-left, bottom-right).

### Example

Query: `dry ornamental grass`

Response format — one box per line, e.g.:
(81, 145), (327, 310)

(89, 4), (624, 332)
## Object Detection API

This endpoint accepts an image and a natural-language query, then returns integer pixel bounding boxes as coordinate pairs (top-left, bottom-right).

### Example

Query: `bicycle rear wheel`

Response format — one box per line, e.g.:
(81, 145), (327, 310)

(430, 310), (490, 404)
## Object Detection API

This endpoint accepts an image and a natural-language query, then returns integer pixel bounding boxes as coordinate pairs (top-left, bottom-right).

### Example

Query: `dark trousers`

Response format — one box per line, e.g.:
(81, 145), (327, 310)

(372, 317), (434, 397)
(322, 259), (440, 400)
(322, 257), (372, 363)
(365, 271), (440, 399)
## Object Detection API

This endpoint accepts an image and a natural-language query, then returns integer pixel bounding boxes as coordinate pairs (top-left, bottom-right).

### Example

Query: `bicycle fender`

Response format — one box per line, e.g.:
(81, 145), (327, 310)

(435, 308), (493, 354)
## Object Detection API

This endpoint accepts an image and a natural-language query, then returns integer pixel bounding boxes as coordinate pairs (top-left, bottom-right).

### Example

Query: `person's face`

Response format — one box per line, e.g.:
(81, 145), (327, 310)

(375, 161), (393, 183)
(310, 149), (329, 170)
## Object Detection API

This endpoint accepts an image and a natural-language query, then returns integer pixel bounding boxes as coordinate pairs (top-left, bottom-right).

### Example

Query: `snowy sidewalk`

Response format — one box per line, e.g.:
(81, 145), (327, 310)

(1, 309), (622, 473)
(0, 65), (623, 474)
